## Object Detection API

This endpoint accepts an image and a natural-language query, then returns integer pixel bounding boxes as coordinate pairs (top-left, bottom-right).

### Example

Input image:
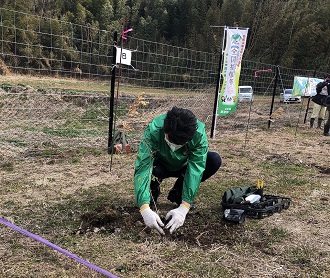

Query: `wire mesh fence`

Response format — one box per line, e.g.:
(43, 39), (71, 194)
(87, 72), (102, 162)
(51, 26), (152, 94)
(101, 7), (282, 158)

(0, 8), (328, 165)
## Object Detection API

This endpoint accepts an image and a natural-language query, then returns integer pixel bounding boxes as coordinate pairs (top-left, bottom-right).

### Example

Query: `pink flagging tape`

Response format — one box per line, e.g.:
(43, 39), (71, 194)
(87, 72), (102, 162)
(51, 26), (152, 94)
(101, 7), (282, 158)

(121, 28), (133, 40)
(0, 217), (119, 278)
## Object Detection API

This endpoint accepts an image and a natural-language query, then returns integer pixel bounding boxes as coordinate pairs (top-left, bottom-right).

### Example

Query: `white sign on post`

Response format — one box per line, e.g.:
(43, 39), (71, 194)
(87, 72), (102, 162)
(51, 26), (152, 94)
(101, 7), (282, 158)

(116, 47), (132, 66)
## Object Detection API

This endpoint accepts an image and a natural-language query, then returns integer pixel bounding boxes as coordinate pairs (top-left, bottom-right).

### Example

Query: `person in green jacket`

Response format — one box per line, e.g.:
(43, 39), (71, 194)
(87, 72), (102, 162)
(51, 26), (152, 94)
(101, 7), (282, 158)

(134, 107), (221, 235)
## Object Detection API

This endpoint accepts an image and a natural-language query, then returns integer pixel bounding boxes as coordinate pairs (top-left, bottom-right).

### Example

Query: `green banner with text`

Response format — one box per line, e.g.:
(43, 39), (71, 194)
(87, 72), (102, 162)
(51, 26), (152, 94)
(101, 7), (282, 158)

(217, 28), (248, 117)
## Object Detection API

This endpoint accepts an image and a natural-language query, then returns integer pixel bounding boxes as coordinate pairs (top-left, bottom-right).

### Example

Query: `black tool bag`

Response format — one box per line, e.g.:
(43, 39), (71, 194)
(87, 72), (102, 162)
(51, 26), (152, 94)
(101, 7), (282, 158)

(221, 185), (291, 224)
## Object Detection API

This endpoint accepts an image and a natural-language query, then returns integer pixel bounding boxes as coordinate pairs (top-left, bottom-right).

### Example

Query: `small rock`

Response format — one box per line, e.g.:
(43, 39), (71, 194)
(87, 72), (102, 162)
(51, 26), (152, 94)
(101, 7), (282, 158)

(135, 221), (144, 227)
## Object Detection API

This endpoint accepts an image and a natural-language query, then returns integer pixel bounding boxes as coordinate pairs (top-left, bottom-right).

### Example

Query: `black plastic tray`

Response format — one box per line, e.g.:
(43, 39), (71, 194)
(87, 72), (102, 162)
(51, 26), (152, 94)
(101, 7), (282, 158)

(222, 194), (292, 219)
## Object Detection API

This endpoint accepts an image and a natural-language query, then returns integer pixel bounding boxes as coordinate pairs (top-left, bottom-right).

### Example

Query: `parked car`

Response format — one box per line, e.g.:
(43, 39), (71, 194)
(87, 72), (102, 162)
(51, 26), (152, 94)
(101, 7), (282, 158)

(280, 89), (301, 103)
(238, 86), (253, 102)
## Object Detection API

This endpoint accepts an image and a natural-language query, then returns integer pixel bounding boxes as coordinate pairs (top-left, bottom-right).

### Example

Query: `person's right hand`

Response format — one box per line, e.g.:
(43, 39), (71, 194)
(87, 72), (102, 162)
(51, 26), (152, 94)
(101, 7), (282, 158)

(140, 204), (165, 235)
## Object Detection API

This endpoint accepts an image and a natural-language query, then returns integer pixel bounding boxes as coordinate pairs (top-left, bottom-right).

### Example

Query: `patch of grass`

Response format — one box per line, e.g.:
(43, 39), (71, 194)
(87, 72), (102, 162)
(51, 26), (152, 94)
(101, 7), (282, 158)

(25, 147), (105, 161)
(12, 185), (123, 234)
(8, 238), (28, 253)
(4, 138), (28, 147)
(54, 108), (80, 120)
(0, 180), (26, 194)
(269, 226), (288, 240)
(41, 141), (59, 148)
(257, 226), (289, 247)
(115, 103), (129, 118)
(173, 256), (232, 277)
(86, 148), (104, 156)
(289, 246), (312, 266)
(2, 200), (20, 208)
(81, 105), (109, 126)
(262, 162), (307, 174)
(70, 157), (81, 164)
(0, 162), (15, 172)
(277, 176), (308, 187)
(285, 164), (308, 174)
(41, 127), (103, 137)
(42, 149), (60, 156)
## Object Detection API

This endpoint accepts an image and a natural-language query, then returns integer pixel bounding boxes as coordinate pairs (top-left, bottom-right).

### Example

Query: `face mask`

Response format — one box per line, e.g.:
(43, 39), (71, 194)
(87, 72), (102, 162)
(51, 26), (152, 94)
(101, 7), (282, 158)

(164, 136), (184, 152)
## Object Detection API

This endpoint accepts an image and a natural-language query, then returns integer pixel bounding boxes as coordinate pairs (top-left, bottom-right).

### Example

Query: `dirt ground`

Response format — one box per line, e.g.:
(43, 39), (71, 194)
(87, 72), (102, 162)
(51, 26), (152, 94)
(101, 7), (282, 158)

(1, 84), (330, 277)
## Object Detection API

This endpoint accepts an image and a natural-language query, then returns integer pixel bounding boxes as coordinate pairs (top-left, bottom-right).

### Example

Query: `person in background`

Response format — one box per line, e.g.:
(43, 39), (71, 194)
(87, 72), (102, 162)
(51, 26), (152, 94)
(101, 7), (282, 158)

(310, 75), (330, 129)
(134, 106), (221, 235)
(323, 95), (330, 136)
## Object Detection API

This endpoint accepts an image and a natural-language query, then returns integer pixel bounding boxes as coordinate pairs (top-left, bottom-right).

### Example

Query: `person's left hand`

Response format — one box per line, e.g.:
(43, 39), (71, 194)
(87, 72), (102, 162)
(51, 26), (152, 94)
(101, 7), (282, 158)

(165, 203), (189, 234)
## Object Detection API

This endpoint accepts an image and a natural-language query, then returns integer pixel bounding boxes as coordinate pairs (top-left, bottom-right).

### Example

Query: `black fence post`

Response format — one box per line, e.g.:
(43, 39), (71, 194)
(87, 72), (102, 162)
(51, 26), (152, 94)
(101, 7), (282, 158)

(268, 65), (279, 128)
(108, 31), (118, 154)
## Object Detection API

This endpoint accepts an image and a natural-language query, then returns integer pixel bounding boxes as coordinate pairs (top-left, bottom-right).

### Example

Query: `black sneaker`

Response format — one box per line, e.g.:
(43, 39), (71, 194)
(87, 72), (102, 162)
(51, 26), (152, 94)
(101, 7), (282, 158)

(167, 187), (182, 205)
(167, 189), (197, 211)
(324, 133), (330, 136)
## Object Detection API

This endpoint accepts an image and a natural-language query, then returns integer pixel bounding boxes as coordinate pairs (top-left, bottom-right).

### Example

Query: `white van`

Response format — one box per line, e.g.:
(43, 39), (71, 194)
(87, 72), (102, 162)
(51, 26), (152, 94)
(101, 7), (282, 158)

(238, 86), (253, 102)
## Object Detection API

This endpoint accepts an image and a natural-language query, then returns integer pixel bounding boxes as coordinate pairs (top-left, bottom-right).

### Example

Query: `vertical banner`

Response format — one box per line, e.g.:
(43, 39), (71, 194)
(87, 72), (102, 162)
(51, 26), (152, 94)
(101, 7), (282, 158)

(217, 28), (248, 116)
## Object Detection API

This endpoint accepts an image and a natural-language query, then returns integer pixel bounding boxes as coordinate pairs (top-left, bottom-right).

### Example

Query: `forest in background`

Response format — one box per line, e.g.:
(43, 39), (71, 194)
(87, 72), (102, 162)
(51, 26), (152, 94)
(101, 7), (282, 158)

(0, 0), (329, 72)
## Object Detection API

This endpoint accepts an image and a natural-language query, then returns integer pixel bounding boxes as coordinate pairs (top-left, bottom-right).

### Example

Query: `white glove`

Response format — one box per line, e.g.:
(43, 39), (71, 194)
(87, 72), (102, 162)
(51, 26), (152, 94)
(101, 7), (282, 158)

(165, 203), (190, 234)
(140, 205), (165, 235)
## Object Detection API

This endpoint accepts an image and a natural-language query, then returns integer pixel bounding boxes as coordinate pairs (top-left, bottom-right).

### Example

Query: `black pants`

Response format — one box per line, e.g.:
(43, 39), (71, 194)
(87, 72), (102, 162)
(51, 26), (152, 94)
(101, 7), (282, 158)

(324, 105), (330, 134)
(152, 151), (222, 184)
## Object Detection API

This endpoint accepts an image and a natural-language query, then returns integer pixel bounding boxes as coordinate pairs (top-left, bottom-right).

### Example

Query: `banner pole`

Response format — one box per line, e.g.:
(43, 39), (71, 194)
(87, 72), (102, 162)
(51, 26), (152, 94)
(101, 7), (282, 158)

(211, 26), (226, 139)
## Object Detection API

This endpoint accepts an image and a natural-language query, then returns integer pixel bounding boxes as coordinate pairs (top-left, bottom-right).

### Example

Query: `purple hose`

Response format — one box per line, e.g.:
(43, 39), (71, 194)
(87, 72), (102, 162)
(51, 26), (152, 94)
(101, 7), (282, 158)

(0, 217), (119, 278)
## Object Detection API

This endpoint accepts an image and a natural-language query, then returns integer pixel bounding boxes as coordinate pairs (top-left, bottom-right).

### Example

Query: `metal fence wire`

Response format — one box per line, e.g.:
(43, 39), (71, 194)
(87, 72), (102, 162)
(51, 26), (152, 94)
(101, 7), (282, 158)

(0, 8), (328, 164)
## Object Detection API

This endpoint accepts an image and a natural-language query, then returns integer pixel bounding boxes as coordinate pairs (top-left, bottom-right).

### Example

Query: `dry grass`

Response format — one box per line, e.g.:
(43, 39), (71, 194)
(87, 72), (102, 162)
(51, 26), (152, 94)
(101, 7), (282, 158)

(1, 130), (329, 278)
(0, 74), (195, 96)
(1, 78), (330, 278)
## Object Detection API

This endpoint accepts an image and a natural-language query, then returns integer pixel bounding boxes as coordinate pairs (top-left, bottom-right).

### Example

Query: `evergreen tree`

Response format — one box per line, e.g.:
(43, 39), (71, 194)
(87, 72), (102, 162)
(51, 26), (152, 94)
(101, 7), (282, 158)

(1, 0), (330, 71)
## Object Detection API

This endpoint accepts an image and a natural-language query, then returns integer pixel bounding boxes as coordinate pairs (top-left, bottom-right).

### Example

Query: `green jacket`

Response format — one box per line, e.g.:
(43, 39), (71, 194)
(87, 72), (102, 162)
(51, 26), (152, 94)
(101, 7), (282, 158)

(134, 113), (208, 207)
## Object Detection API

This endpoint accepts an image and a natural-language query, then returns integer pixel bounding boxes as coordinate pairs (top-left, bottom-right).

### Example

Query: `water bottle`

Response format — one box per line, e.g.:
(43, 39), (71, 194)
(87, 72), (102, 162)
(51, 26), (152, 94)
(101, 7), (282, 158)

(245, 194), (261, 203)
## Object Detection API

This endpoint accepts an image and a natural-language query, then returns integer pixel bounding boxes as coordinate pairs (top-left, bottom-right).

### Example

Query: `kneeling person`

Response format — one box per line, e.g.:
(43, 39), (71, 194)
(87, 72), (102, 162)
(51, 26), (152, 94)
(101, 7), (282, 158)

(134, 106), (221, 235)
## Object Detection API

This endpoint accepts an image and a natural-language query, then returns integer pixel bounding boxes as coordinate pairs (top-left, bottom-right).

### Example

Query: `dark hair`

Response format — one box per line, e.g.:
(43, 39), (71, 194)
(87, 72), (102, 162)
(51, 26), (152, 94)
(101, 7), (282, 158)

(164, 106), (197, 145)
